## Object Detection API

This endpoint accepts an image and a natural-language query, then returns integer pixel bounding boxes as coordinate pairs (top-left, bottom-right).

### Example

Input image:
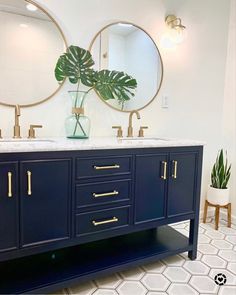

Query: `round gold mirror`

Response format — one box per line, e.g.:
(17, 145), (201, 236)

(0, 0), (67, 108)
(89, 22), (163, 112)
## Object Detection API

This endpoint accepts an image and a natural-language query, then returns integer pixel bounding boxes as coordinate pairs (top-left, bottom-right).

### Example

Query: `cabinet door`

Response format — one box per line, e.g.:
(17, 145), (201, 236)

(20, 159), (71, 247)
(0, 162), (18, 252)
(167, 152), (197, 217)
(135, 154), (167, 224)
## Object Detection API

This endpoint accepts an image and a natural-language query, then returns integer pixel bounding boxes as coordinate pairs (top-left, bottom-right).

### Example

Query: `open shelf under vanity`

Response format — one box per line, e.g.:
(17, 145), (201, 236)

(0, 226), (191, 294)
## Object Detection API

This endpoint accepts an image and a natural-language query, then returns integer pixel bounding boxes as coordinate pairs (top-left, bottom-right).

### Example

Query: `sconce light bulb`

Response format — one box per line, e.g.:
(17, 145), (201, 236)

(20, 23), (28, 28)
(170, 26), (187, 44)
(26, 4), (38, 11)
(160, 33), (176, 50)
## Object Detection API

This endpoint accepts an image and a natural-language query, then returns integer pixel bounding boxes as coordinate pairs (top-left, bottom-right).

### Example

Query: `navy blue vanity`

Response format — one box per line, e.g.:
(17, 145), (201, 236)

(0, 143), (203, 294)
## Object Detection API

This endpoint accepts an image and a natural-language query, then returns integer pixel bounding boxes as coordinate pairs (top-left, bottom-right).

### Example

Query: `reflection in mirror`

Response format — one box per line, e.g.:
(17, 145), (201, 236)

(90, 22), (163, 112)
(0, 0), (66, 107)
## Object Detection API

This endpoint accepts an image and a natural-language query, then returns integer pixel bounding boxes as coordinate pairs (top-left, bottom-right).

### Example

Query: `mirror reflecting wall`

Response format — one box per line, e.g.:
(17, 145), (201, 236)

(90, 22), (163, 112)
(0, 0), (66, 107)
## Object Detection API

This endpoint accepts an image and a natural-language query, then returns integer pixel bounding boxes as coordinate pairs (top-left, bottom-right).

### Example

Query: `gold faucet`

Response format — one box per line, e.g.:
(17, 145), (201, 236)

(127, 110), (140, 137)
(13, 104), (21, 138)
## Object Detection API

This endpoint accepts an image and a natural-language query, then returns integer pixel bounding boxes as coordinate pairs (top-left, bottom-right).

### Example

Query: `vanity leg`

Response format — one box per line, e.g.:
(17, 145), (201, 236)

(188, 218), (199, 260)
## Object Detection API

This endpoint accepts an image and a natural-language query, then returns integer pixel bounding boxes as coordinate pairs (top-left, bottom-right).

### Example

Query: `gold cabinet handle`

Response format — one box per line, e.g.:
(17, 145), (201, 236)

(172, 160), (178, 179)
(27, 171), (32, 196)
(93, 164), (120, 170)
(8, 172), (13, 198)
(161, 161), (167, 180)
(93, 190), (119, 198)
(92, 216), (118, 226)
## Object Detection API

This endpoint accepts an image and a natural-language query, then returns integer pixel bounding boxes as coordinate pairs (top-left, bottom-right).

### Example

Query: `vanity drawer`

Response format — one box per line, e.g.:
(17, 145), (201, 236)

(76, 179), (131, 208)
(76, 156), (131, 179)
(76, 206), (130, 236)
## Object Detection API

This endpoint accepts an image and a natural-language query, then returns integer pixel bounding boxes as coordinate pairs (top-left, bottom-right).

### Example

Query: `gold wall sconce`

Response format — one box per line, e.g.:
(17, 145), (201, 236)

(160, 14), (186, 48)
(165, 14), (186, 44)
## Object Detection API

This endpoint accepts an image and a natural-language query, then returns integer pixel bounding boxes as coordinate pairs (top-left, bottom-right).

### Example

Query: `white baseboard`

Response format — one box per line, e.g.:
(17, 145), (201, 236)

(199, 208), (236, 225)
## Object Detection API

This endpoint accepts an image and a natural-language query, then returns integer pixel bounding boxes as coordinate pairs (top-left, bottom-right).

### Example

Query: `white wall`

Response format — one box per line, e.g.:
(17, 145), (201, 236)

(125, 29), (159, 110)
(0, 0), (234, 216)
(222, 0), (236, 217)
(0, 11), (64, 105)
(109, 32), (126, 71)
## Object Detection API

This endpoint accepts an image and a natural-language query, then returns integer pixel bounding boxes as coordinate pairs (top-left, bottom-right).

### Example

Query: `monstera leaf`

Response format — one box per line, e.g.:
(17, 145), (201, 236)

(55, 45), (95, 87)
(93, 70), (137, 105)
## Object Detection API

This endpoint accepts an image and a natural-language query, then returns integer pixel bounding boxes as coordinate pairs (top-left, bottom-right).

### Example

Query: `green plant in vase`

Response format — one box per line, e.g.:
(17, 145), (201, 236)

(55, 45), (137, 139)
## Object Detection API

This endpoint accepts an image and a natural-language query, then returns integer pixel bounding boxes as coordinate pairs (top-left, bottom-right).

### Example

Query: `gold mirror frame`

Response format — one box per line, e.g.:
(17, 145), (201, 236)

(0, 0), (67, 109)
(89, 21), (164, 113)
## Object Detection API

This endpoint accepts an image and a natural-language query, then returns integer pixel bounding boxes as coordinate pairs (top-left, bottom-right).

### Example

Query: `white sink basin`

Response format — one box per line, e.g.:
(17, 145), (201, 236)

(0, 139), (55, 143)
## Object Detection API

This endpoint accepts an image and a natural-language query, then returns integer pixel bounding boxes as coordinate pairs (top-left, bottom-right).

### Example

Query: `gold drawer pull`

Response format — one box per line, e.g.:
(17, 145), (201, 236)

(8, 172), (13, 198)
(93, 190), (119, 198)
(27, 171), (32, 196)
(93, 164), (120, 170)
(161, 161), (167, 180)
(92, 216), (118, 226)
(172, 160), (178, 179)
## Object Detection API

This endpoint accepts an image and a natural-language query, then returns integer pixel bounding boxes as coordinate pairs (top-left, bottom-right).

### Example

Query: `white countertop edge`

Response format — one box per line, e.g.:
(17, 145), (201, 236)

(0, 137), (205, 153)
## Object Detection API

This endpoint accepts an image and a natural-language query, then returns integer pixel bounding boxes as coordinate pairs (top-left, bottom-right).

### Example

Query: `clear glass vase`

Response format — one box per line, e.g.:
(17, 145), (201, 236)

(65, 91), (90, 139)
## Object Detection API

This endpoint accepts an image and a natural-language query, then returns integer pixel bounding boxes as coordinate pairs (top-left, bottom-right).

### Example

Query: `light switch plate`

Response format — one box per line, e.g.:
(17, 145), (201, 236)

(162, 95), (169, 108)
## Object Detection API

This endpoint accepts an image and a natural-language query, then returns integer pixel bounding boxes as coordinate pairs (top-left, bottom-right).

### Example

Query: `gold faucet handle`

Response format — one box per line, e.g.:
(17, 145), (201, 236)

(138, 126), (148, 137)
(28, 125), (42, 139)
(112, 126), (123, 138)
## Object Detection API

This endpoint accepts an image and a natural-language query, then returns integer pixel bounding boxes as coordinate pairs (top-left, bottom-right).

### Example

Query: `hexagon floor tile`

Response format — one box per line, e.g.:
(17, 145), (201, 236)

(218, 286), (236, 295)
(142, 273), (170, 291)
(218, 249), (236, 262)
(211, 239), (233, 249)
(92, 290), (118, 295)
(120, 266), (145, 280)
(205, 230), (225, 240)
(117, 281), (147, 295)
(95, 274), (122, 289)
(147, 292), (167, 295)
(189, 276), (219, 294)
(227, 262), (236, 275)
(183, 260), (210, 275)
(198, 233), (212, 243)
(218, 226), (236, 235)
(163, 266), (190, 283)
(226, 235), (236, 244)
(142, 261), (166, 273)
(68, 281), (96, 295)
(61, 220), (236, 295)
(167, 283), (198, 295)
(198, 243), (218, 254)
(161, 255), (185, 266)
(202, 254), (227, 268)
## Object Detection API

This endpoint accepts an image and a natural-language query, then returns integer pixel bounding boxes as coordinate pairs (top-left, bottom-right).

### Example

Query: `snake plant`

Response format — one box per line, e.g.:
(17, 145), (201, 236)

(211, 149), (231, 189)
(55, 45), (137, 108)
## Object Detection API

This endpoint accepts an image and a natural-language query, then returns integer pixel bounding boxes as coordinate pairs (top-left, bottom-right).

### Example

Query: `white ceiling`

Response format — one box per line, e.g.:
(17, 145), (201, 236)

(109, 24), (138, 36)
(0, 0), (50, 21)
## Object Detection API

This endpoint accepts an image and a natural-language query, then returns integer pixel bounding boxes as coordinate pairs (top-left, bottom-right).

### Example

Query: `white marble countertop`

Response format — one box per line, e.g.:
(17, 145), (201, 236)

(0, 137), (205, 153)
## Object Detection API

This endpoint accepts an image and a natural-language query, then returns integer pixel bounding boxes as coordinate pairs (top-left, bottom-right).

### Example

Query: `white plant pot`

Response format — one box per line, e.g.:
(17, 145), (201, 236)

(207, 185), (230, 206)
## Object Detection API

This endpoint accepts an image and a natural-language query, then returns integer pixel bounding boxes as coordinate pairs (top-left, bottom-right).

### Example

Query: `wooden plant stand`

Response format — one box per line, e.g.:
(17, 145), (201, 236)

(203, 200), (231, 230)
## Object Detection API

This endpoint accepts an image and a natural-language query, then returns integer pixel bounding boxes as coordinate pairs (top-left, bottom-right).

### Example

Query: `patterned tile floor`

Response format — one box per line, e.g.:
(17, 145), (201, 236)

(56, 219), (236, 295)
